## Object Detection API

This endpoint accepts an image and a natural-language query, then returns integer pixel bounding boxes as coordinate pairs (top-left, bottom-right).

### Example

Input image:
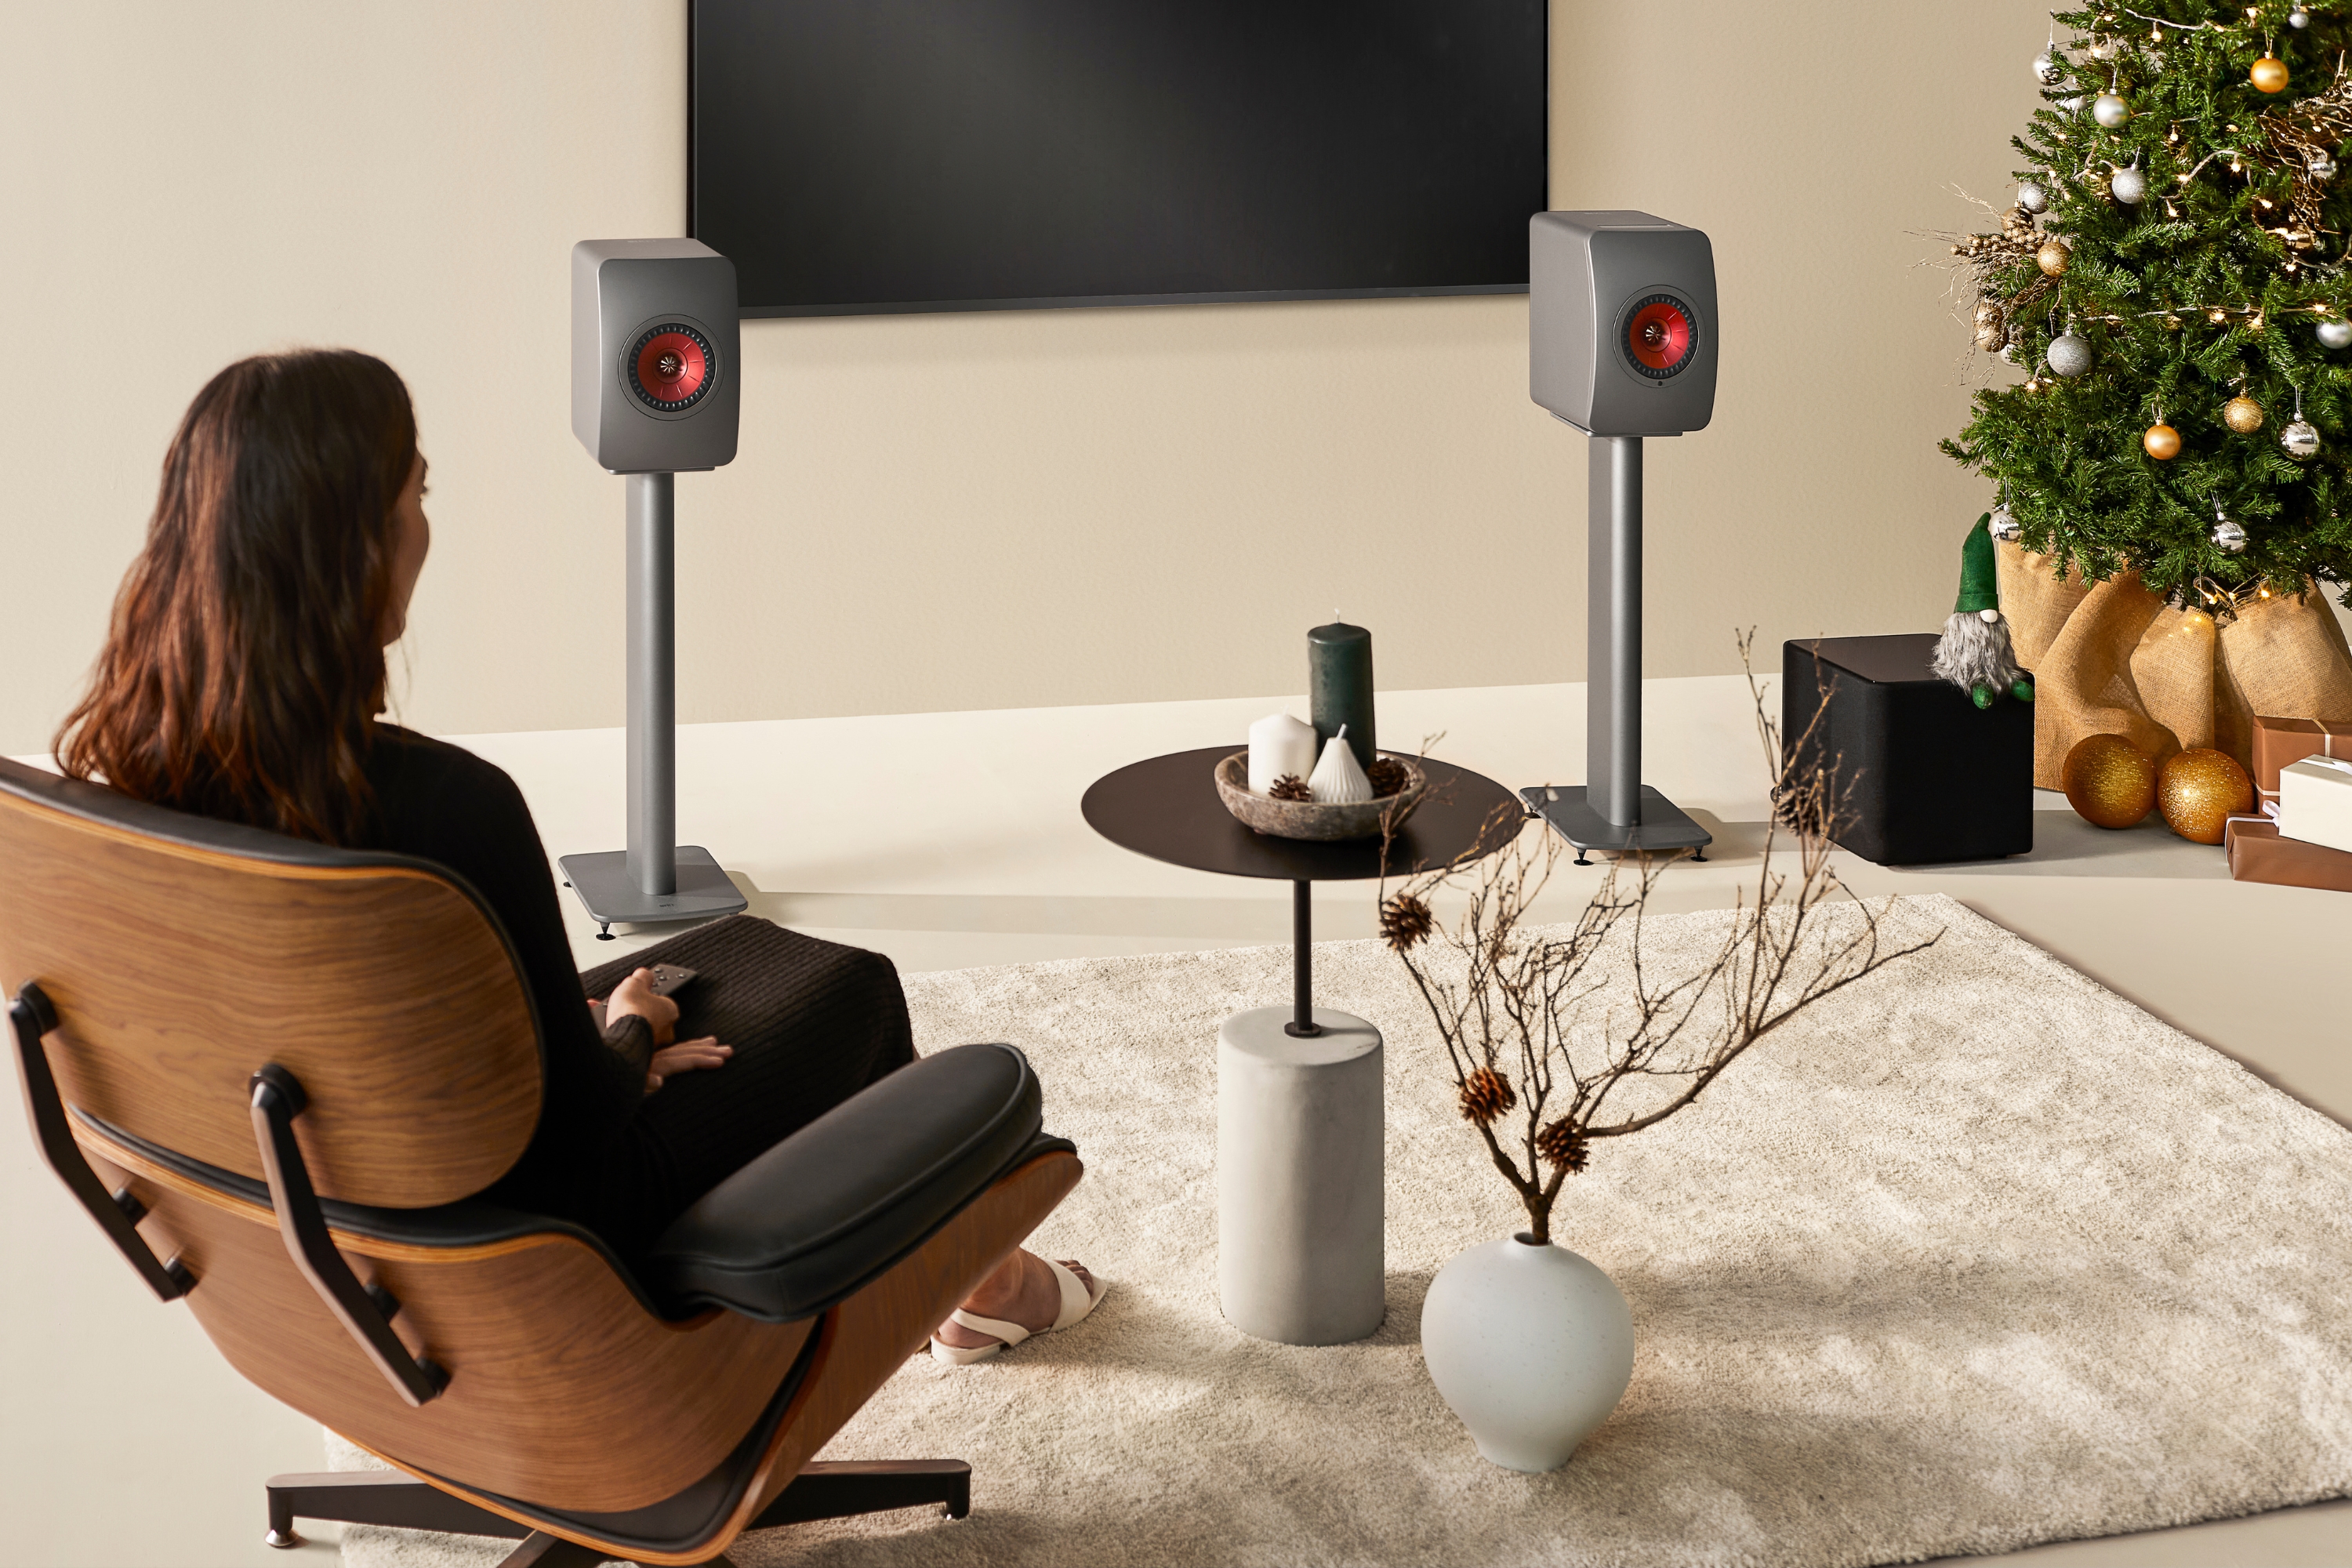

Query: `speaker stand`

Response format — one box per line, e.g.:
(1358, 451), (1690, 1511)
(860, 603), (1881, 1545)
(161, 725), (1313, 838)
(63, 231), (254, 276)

(1522, 435), (1711, 866)
(559, 471), (747, 939)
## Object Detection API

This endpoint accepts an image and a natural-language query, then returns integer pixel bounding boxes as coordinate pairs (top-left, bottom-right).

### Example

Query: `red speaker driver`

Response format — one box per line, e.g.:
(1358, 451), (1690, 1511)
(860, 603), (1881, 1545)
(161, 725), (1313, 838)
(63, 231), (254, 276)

(628, 323), (715, 412)
(1621, 294), (1697, 379)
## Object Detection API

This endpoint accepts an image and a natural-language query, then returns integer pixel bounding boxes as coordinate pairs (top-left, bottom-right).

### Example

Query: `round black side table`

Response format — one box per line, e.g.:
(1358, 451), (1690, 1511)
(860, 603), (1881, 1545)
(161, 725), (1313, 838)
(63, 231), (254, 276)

(1080, 747), (1522, 1034)
(1082, 746), (1521, 1345)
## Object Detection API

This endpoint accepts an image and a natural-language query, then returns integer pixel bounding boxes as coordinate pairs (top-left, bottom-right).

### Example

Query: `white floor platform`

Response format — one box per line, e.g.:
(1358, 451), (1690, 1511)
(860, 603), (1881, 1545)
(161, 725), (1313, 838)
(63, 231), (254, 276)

(4, 674), (2346, 1566)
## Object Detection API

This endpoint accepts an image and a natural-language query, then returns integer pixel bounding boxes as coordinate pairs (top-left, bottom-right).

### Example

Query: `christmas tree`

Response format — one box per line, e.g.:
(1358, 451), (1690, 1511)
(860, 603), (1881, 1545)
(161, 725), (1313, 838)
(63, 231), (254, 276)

(1944, 2), (2352, 611)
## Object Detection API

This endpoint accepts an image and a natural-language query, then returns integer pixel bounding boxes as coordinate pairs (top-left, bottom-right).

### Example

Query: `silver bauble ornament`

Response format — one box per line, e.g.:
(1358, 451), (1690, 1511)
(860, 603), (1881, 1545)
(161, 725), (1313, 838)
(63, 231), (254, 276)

(2111, 165), (2147, 205)
(2319, 318), (2352, 350)
(2002, 340), (2021, 364)
(2212, 516), (2249, 554)
(2313, 153), (2339, 182)
(1989, 506), (2024, 543)
(2292, 4), (2312, 27)
(2018, 180), (2049, 212)
(2092, 93), (2132, 128)
(2060, 95), (2087, 114)
(2284, 419), (2322, 459)
(2034, 51), (2064, 86)
(2048, 332), (2094, 378)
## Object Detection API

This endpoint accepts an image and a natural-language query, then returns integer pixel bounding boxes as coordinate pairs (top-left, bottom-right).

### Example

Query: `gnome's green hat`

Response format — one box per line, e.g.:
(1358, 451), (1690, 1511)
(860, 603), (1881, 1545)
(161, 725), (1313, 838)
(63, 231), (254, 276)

(1955, 514), (1999, 615)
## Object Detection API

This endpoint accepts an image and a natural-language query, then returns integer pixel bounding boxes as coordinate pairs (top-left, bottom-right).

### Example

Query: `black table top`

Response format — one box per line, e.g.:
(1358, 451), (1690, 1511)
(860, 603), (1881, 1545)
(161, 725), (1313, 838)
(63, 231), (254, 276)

(1081, 746), (1523, 883)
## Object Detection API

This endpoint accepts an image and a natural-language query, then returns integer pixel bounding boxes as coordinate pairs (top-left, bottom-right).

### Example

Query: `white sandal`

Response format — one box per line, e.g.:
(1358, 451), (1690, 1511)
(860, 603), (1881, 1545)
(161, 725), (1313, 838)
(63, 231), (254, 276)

(930, 1258), (1105, 1366)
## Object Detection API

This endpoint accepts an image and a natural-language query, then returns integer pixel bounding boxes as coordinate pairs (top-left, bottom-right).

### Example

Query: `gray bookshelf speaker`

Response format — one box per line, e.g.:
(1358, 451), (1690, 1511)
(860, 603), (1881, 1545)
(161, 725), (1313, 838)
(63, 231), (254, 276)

(571, 238), (741, 474)
(1521, 212), (1719, 862)
(1529, 211), (1716, 439)
(559, 239), (748, 937)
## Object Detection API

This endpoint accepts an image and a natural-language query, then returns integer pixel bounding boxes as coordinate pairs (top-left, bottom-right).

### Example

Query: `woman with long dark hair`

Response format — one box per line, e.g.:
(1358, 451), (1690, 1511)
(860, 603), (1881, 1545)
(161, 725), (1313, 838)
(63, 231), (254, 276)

(59, 350), (1098, 1363)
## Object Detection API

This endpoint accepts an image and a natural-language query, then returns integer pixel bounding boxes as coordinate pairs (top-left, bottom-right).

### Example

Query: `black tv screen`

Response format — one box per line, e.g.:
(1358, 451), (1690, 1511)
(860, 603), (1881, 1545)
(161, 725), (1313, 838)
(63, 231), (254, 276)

(690, 1), (1548, 318)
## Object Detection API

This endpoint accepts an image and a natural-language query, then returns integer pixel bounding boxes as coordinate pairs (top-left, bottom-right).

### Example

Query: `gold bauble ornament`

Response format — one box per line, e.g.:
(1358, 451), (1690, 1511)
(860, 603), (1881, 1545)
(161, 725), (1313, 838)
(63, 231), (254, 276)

(2223, 395), (2267, 434)
(2252, 54), (2290, 93)
(2037, 240), (2072, 277)
(2143, 422), (2182, 459)
(2062, 735), (2158, 829)
(2156, 747), (2253, 844)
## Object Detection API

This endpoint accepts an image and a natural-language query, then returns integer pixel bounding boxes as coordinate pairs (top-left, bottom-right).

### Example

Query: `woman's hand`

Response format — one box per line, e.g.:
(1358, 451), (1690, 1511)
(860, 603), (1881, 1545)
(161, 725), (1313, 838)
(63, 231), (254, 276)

(601, 967), (679, 1047)
(646, 1036), (732, 1094)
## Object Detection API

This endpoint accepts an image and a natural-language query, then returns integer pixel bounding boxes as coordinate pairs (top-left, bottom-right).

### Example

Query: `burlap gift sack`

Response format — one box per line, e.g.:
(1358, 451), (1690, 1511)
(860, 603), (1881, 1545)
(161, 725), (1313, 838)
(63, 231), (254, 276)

(1996, 541), (2352, 788)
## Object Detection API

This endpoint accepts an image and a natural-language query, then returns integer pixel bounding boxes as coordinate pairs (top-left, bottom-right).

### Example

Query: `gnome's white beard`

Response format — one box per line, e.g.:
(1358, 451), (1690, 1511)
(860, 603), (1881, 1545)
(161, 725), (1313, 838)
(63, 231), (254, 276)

(1931, 610), (2027, 696)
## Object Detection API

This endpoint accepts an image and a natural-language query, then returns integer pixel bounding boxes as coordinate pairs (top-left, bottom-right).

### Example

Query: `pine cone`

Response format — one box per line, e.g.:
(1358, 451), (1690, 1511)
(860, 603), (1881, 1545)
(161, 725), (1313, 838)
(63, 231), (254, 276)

(1378, 891), (1435, 953)
(1457, 1067), (1517, 1127)
(1536, 1117), (1591, 1173)
(1268, 773), (1312, 801)
(1366, 756), (1409, 797)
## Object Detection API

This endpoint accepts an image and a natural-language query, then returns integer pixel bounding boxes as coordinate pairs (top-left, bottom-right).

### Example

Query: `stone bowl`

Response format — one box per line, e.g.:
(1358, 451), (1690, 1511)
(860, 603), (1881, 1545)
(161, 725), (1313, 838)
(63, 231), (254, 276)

(1213, 750), (1428, 841)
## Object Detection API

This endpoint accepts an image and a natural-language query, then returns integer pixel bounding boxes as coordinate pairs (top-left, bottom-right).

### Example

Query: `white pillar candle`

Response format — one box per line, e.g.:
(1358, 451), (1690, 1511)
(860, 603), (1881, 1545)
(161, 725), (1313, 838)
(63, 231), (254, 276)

(1248, 712), (1319, 793)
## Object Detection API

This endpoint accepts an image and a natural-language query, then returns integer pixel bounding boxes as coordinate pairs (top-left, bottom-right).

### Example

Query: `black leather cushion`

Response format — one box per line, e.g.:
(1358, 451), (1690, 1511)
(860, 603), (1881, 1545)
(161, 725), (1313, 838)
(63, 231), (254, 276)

(641, 1042), (1051, 1322)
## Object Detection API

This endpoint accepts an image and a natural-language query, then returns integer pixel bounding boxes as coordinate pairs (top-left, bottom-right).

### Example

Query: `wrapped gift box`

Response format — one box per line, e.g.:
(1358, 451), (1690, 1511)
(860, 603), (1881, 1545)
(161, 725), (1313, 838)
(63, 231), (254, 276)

(2278, 756), (2352, 854)
(2225, 815), (2352, 892)
(1783, 633), (2033, 866)
(2251, 715), (2352, 813)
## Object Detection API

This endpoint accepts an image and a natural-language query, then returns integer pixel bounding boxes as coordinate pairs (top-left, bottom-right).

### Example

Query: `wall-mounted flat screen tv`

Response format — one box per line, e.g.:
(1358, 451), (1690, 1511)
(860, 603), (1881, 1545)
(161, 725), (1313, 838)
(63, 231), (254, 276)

(690, 0), (1548, 318)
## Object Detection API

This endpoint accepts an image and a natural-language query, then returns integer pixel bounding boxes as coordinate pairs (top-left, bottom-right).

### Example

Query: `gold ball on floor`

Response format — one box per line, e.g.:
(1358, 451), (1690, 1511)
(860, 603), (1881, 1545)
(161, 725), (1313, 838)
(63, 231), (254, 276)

(2143, 422), (2182, 459)
(2223, 395), (2266, 434)
(2037, 240), (2071, 277)
(2157, 747), (2253, 844)
(2063, 735), (2157, 829)
(2252, 54), (2290, 93)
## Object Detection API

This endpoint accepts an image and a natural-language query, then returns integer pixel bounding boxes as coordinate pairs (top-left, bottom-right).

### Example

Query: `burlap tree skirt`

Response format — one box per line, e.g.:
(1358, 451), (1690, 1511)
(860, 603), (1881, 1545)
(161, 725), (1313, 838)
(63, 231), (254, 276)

(1996, 541), (2352, 788)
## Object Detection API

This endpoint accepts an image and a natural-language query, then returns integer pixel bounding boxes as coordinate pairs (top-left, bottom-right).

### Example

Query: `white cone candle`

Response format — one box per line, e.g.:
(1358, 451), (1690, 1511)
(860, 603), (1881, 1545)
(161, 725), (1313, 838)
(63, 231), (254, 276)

(1308, 725), (1373, 804)
(1248, 711), (1318, 793)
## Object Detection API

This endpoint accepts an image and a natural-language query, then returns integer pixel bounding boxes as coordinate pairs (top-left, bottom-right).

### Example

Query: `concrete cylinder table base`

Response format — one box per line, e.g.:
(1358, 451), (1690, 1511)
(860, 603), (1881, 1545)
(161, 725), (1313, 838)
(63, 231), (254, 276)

(1216, 1005), (1385, 1346)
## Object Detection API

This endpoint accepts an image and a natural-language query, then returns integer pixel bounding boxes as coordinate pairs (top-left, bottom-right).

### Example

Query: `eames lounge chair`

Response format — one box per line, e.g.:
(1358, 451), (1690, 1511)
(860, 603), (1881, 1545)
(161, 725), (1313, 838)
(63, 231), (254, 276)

(0, 755), (1083, 1566)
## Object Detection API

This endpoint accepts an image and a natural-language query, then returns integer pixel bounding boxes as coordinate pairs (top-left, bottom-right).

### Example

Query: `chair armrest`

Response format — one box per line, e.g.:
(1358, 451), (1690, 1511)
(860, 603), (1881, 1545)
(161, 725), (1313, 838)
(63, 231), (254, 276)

(641, 1043), (1062, 1322)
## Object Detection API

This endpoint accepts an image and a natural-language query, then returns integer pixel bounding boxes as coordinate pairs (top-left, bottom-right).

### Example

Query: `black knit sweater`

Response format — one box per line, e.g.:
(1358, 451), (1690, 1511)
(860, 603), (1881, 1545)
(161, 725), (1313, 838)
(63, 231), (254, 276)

(361, 724), (647, 1222)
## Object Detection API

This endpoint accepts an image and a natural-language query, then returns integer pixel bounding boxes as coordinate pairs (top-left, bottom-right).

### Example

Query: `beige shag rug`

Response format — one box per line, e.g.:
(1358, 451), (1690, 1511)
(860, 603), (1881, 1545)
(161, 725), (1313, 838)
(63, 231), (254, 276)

(336, 895), (2352, 1567)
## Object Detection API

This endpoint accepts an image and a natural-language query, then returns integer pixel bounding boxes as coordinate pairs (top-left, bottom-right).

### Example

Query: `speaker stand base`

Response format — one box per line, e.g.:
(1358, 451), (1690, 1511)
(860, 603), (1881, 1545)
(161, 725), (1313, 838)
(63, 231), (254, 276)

(557, 846), (747, 938)
(1519, 786), (1711, 865)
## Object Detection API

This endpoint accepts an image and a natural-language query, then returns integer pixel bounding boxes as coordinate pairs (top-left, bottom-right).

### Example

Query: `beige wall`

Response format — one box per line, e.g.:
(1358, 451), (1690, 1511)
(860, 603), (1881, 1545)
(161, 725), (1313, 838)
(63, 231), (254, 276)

(0, 0), (2071, 757)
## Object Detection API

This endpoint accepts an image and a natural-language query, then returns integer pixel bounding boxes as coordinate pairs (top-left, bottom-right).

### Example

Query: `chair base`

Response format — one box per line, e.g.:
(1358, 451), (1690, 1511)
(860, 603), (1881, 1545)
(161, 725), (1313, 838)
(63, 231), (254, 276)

(265, 1459), (973, 1566)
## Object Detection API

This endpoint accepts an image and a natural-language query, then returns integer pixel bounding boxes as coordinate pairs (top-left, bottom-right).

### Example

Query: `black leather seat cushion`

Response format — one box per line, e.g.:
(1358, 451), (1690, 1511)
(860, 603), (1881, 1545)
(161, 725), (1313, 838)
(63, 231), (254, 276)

(641, 1042), (1052, 1322)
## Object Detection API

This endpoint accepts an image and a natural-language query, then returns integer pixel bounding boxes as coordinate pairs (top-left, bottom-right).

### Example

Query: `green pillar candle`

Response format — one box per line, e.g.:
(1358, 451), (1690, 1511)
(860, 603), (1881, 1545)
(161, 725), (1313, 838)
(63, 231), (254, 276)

(1308, 619), (1377, 771)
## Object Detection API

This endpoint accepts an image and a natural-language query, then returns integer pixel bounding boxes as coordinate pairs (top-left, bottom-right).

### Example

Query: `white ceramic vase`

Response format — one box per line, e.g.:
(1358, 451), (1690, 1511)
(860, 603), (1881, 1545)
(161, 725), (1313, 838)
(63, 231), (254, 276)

(1420, 1232), (1635, 1472)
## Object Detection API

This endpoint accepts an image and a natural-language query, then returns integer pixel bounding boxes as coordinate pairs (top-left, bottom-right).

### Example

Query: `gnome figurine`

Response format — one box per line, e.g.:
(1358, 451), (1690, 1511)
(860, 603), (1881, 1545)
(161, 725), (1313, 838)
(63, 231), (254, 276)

(1929, 514), (2036, 709)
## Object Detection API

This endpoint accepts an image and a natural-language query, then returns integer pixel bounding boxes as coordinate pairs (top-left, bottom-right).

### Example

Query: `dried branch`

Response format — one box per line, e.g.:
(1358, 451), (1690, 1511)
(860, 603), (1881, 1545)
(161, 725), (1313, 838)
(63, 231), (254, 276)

(1377, 633), (1940, 1243)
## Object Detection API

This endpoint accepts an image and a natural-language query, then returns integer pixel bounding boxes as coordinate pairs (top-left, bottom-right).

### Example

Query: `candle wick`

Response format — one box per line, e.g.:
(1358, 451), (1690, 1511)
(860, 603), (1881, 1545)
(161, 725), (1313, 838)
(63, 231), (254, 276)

(1335, 724), (1348, 739)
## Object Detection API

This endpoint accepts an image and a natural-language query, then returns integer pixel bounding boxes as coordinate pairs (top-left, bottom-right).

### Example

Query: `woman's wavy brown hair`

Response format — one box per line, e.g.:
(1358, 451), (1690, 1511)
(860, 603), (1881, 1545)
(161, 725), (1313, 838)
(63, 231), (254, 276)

(56, 350), (418, 844)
